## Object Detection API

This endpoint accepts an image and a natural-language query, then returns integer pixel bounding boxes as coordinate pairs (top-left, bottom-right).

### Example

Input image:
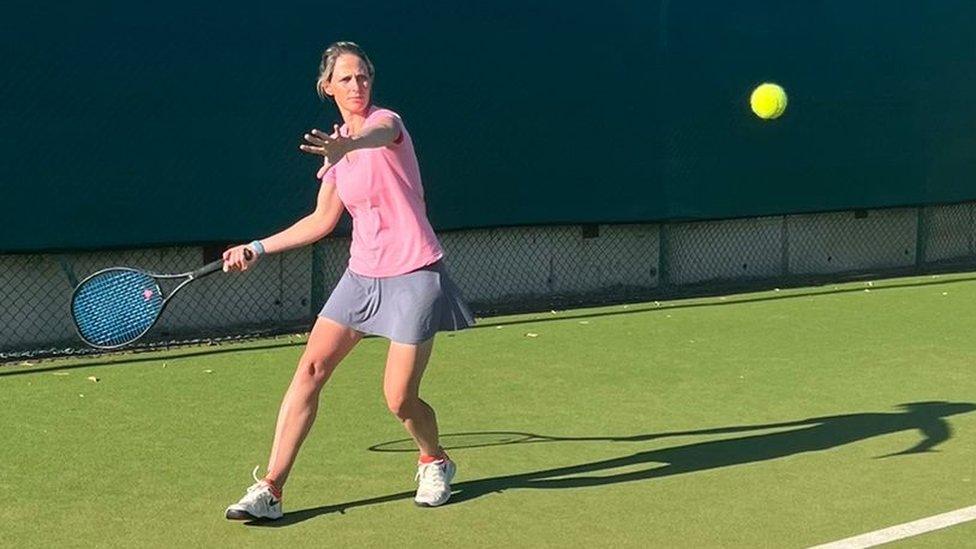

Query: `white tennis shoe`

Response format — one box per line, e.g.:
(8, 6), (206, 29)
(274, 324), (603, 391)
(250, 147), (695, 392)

(225, 466), (283, 521)
(414, 458), (456, 507)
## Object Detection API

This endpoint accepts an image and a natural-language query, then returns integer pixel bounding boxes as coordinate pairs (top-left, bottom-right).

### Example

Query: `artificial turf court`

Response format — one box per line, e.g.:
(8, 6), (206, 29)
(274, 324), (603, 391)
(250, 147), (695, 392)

(2, 272), (975, 548)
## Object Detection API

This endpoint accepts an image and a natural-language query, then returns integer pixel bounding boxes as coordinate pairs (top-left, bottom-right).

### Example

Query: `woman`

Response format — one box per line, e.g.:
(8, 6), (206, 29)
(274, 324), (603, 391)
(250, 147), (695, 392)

(223, 41), (473, 520)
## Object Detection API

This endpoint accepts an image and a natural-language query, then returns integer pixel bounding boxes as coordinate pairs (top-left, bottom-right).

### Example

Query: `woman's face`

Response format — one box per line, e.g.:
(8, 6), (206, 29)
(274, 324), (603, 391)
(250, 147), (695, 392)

(324, 54), (372, 115)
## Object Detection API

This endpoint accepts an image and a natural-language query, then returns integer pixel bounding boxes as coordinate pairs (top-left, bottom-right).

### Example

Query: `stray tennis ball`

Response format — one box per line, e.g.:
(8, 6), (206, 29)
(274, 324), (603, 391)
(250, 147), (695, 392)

(750, 83), (788, 120)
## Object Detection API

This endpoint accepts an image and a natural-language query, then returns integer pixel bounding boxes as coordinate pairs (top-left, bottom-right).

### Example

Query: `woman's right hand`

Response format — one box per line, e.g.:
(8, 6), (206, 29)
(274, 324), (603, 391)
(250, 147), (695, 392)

(222, 244), (259, 272)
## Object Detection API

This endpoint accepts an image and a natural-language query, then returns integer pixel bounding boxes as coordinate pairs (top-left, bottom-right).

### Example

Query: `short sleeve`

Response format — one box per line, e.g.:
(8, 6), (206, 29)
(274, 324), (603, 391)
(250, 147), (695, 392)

(368, 109), (405, 146)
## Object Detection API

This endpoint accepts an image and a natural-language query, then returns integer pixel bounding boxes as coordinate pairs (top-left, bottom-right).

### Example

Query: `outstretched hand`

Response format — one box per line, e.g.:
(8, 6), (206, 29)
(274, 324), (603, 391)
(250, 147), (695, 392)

(300, 125), (352, 166)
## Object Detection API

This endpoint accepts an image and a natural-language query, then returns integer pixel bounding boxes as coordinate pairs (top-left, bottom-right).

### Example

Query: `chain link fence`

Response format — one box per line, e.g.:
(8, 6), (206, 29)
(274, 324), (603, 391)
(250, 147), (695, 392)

(3, 202), (975, 362)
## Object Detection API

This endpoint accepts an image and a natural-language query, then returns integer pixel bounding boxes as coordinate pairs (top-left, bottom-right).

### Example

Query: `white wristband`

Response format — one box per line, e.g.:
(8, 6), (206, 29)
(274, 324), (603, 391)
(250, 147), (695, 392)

(248, 240), (266, 256)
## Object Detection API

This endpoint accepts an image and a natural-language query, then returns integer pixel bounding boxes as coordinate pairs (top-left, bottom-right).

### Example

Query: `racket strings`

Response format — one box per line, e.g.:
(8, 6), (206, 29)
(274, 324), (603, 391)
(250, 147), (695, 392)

(72, 270), (164, 348)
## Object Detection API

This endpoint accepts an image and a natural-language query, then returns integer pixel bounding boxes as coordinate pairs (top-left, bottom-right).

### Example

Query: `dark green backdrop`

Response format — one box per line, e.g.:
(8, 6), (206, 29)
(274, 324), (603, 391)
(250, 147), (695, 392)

(4, 1), (976, 252)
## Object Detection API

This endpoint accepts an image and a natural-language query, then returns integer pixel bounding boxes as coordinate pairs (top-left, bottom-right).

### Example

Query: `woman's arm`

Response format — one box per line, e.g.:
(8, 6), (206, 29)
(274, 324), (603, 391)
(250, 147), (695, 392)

(260, 181), (344, 254)
(222, 181), (344, 271)
(343, 116), (399, 150)
(301, 116), (400, 162)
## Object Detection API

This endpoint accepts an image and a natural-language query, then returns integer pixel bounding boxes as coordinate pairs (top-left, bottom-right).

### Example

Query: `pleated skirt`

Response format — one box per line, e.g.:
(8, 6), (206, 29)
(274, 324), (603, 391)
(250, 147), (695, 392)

(319, 261), (475, 344)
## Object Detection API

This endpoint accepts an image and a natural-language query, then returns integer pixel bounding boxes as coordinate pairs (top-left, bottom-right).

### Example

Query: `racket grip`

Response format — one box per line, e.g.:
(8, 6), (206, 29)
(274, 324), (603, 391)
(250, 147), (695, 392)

(191, 249), (253, 279)
(192, 259), (226, 279)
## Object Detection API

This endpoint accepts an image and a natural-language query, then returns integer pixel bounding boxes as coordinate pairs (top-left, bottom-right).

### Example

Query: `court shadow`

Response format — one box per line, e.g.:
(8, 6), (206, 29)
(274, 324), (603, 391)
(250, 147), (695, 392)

(473, 271), (976, 328)
(0, 340), (305, 377)
(248, 400), (975, 527)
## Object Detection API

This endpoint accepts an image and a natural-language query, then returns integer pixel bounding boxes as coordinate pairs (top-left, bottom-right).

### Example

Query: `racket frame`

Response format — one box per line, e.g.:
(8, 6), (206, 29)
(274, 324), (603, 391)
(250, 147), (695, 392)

(70, 257), (226, 349)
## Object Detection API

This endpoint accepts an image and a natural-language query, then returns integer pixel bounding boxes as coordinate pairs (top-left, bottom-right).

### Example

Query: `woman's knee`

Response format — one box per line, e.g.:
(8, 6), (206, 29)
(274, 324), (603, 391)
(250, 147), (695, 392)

(385, 392), (419, 420)
(296, 354), (338, 386)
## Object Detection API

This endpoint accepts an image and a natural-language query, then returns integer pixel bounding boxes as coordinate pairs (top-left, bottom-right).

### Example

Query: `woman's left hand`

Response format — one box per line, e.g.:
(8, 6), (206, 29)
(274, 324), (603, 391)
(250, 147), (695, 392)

(300, 125), (353, 164)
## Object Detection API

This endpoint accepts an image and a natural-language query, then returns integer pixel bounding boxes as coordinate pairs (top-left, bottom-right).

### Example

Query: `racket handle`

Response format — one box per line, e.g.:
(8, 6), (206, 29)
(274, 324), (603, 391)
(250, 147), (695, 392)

(192, 259), (226, 279)
(191, 248), (253, 279)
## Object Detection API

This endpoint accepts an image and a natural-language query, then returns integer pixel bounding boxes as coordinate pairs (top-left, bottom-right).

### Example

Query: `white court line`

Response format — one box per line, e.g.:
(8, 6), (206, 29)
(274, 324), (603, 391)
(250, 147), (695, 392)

(809, 505), (976, 548)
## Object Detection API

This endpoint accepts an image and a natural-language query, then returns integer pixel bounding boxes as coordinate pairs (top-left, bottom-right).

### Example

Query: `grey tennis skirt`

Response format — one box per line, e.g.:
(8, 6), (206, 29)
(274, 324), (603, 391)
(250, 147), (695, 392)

(319, 261), (475, 344)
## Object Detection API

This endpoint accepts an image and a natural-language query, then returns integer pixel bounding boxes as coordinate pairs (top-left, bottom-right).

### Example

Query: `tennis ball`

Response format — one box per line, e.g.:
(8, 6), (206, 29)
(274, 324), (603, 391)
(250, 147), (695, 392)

(750, 83), (788, 120)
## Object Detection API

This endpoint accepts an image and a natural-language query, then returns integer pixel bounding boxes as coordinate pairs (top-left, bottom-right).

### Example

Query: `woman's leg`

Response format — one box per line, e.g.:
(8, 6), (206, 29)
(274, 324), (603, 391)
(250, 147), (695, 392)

(384, 336), (457, 507)
(264, 317), (363, 488)
(382, 337), (441, 457)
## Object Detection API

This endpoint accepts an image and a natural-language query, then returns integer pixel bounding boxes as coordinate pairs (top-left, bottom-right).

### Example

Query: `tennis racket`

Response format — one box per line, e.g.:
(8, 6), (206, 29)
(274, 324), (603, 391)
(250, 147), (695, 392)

(70, 249), (251, 349)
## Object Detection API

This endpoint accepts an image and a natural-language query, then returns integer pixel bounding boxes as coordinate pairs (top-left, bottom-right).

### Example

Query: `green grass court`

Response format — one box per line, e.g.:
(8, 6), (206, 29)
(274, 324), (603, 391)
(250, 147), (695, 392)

(3, 273), (975, 548)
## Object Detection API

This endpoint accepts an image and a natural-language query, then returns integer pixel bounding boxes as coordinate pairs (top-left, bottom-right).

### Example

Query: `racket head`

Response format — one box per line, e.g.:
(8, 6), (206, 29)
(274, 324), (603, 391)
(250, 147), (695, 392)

(70, 267), (165, 349)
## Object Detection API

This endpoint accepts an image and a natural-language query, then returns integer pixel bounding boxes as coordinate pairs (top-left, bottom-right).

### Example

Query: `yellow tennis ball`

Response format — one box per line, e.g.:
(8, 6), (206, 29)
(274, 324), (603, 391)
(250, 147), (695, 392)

(750, 83), (788, 120)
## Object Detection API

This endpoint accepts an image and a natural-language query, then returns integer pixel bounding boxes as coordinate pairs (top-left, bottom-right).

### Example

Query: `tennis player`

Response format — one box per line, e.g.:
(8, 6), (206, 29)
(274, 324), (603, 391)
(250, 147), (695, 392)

(222, 41), (473, 520)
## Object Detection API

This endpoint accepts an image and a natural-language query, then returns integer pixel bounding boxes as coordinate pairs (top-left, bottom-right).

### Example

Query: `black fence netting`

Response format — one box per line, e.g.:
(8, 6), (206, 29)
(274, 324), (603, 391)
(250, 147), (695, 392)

(3, 204), (976, 362)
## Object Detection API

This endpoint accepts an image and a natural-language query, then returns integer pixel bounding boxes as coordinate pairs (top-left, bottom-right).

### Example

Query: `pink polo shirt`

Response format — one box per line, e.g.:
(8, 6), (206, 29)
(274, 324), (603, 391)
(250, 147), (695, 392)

(319, 107), (444, 277)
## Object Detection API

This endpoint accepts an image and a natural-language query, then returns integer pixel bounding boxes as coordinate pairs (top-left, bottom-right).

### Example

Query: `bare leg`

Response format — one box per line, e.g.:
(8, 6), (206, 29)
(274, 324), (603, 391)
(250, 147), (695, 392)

(264, 318), (362, 488)
(383, 337), (442, 457)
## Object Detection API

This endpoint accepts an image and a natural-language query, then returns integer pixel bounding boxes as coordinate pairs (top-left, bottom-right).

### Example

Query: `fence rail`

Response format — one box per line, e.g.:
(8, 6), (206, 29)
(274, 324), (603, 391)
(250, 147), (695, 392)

(3, 202), (975, 362)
